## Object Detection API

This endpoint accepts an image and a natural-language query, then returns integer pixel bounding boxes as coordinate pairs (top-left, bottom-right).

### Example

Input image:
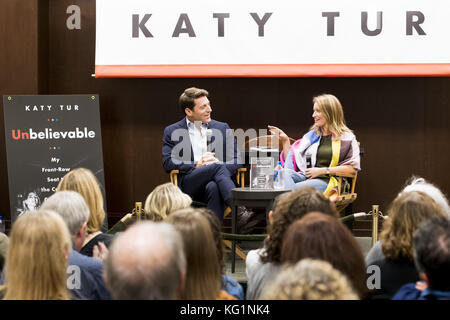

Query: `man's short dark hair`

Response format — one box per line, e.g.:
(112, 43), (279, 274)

(179, 87), (209, 115)
(413, 217), (450, 291)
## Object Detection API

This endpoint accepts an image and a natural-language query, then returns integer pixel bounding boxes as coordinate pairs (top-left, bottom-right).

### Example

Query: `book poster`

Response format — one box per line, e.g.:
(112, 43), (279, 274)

(3, 95), (106, 223)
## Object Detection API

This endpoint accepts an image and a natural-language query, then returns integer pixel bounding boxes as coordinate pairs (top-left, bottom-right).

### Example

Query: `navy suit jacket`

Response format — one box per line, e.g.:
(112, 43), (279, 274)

(162, 118), (242, 186)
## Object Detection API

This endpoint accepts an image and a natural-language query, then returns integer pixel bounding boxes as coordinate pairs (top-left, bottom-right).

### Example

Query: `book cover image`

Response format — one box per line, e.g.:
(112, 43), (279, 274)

(3, 95), (106, 223)
(250, 157), (274, 190)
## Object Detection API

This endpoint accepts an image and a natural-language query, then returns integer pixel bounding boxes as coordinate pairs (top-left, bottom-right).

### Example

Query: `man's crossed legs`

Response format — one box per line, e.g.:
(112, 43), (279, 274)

(181, 163), (236, 221)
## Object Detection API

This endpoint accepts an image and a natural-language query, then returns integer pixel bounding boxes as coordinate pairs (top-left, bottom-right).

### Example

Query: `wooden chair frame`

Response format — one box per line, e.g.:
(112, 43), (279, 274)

(332, 171), (358, 214)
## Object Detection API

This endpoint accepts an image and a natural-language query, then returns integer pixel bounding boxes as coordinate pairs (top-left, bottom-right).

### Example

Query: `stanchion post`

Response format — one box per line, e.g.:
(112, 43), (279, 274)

(371, 205), (379, 246)
(135, 202), (142, 221)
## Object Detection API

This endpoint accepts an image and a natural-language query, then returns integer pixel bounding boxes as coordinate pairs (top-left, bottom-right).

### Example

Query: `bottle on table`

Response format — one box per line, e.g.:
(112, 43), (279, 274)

(274, 161), (285, 189)
(0, 216), (5, 233)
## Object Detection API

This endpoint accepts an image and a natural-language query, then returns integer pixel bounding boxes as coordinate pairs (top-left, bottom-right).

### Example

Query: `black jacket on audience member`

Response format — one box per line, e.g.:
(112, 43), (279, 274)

(369, 257), (420, 299)
(80, 233), (114, 257)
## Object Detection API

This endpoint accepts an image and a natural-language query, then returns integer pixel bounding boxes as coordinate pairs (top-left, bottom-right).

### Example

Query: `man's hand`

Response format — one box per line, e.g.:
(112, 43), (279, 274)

(305, 167), (326, 179)
(415, 281), (428, 292)
(93, 242), (109, 263)
(195, 152), (219, 168)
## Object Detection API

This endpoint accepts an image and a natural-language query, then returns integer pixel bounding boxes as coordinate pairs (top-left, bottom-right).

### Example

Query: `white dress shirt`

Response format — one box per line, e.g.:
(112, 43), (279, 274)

(186, 117), (208, 162)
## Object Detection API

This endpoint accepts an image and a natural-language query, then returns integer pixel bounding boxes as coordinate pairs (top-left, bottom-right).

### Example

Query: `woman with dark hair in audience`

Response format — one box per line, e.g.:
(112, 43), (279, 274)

(366, 191), (447, 299)
(0, 210), (72, 300)
(57, 168), (114, 257)
(268, 94), (360, 199)
(278, 212), (367, 298)
(196, 208), (244, 300)
(166, 208), (236, 300)
(246, 187), (338, 300)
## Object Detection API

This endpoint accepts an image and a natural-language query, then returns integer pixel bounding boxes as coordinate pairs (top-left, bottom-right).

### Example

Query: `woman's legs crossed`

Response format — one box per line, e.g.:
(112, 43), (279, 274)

(293, 178), (328, 192)
(285, 168), (328, 192)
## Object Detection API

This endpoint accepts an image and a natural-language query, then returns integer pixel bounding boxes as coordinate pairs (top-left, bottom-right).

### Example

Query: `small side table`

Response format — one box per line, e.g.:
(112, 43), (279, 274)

(230, 187), (290, 272)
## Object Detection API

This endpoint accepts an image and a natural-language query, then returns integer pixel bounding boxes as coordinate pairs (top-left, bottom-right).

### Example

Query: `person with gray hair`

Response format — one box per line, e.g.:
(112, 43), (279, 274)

(104, 221), (186, 300)
(41, 191), (112, 300)
(401, 176), (450, 216)
(41, 191), (89, 249)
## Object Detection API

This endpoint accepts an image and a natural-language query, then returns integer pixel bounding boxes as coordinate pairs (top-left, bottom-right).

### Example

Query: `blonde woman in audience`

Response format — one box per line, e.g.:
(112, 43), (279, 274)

(166, 208), (236, 300)
(57, 168), (113, 257)
(0, 210), (72, 300)
(366, 191), (447, 299)
(262, 259), (359, 300)
(144, 182), (192, 221)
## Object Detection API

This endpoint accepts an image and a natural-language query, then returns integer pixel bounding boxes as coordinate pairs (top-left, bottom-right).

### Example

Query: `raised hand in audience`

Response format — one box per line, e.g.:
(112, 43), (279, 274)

(415, 281), (427, 291)
(93, 242), (109, 263)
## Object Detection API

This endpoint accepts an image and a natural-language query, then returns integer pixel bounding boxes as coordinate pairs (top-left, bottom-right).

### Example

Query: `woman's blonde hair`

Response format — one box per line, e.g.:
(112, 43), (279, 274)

(166, 208), (221, 299)
(57, 168), (105, 233)
(263, 259), (359, 300)
(144, 183), (192, 221)
(381, 191), (447, 261)
(311, 94), (352, 138)
(2, 210), (72, 300)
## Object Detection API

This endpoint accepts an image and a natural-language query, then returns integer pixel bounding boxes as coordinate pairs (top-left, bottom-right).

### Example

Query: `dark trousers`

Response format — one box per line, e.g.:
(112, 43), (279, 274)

(181, 163), (236, 221)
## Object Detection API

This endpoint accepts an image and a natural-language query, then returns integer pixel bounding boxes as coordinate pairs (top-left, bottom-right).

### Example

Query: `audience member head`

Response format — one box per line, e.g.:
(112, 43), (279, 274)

(144, 183), (192, 221)
(2, 210), (71, 300)
(179, 87), (209, 115)
(262, 259), (359, 300)
(400, 176), (450, 217)
(281, 212), (367, 298)
(311, 94), (351, 137)
(413, 217), (450, 291)
(104, 221), (186, 300)
(261, 187), (338, 264)
(57, 168), (105, 234)
(166, 208), (221, 299)
(268, 192), (290, 224)
(196, 208), (225, 273)
(40, 190), (90, 251)
(380, 191), (446, 262)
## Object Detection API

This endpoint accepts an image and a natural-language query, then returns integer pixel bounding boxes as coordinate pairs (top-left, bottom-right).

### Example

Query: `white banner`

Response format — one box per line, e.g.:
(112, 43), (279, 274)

(95, 0), (450, 77)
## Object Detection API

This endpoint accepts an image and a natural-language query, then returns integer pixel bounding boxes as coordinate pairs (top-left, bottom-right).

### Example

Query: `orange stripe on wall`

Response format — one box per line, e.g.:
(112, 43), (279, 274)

(94, 64), (450, 78)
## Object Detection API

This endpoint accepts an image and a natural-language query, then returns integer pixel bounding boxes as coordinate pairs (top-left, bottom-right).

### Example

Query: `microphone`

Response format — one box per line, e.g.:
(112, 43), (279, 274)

(306, 152), (312, 169)
(206, 129), (213, 152)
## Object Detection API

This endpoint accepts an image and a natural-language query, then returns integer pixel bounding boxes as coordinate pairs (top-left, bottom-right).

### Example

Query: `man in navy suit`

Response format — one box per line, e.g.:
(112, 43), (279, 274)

(162, 87), (242, 220)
